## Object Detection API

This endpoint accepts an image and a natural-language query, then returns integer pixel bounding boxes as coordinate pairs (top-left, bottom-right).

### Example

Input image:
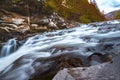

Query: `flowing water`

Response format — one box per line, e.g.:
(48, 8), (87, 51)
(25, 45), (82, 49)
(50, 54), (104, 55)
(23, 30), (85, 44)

(0, 20), (120, 80)
(0, 39), (18, 58)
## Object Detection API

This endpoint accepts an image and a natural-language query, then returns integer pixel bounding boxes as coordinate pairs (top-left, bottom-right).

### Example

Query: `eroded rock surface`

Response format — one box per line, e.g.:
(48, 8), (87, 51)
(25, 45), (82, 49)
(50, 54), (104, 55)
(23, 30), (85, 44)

(53, 54), (120, 80)
(0, 9), (30, 41)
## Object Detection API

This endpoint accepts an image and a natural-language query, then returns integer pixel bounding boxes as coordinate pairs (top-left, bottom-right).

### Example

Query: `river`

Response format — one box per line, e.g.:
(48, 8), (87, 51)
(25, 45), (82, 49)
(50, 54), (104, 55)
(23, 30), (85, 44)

(0, 20), (120, 80)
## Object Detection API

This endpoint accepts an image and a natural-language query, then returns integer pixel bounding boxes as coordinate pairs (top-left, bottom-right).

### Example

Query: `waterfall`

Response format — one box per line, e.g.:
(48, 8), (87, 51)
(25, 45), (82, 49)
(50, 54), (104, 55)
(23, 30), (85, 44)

(0, 39), (18, 58)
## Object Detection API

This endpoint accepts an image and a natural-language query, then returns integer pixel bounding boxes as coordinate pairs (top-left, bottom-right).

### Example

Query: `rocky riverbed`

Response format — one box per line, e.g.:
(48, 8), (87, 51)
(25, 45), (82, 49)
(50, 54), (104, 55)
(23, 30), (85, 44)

(0, 19), (120, 80)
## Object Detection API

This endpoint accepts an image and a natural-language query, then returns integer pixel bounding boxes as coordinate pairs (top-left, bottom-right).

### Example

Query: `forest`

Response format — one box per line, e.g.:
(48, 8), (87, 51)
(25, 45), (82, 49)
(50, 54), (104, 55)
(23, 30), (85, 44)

(0, 0), (105, 23)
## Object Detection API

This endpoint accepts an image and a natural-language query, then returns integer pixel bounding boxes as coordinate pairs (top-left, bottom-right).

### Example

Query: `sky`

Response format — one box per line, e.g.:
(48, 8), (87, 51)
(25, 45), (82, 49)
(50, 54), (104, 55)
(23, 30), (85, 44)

(89, 0), (120, 14)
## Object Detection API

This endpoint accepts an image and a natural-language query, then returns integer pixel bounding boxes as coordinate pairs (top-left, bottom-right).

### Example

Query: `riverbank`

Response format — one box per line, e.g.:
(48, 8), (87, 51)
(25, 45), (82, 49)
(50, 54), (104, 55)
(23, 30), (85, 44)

(0, 9), (80, 42)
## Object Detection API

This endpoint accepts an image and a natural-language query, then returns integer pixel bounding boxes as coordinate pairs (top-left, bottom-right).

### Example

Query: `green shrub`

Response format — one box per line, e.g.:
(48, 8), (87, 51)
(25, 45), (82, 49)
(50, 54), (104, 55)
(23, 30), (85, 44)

(79, 15), (91, 23)
(42, 1), (57, 15)
(12, 0), (21, 3)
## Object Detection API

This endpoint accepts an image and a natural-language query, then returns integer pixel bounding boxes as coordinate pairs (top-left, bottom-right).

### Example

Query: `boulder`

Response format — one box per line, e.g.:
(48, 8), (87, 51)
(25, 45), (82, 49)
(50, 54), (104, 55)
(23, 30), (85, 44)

(39, 18), (50, 26)
(53, 55), (120, 80)
(48, 21), (58, 30)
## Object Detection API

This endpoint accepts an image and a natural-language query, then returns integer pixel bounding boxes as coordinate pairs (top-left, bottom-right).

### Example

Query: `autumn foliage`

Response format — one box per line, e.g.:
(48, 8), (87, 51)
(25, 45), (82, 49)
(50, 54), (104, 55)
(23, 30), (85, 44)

(0, 0), (105, 23)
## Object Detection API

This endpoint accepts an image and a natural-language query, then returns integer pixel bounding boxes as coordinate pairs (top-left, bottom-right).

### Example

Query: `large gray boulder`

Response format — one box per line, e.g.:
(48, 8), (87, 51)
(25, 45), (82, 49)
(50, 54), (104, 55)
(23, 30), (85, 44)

(53, 55), (120, 80)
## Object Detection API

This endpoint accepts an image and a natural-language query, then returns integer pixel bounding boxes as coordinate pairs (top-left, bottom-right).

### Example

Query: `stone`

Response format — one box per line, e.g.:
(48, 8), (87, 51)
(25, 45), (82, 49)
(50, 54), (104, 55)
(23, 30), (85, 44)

(53, 69), (74, 80)
(53, 55), (120, 80)
(48, 21), (57, 28)
(12, 18), (24, 25)
(0, 21), (30, 41)
(39, 18), (50, 26)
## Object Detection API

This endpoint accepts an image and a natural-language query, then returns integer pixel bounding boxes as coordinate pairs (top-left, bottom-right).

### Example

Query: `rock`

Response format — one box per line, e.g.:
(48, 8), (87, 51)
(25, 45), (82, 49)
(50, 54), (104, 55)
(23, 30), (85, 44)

(0, 22), (30, 41)
(0, 52), (84, 80)
(0, 24), (18, 41)
(53, 69), (75, 80)
(12, 18), (24, 25)
(57, 20), (67, 29)
(0, 9), (30, 36)
(87, 53), (113, 66)
(53, 55), (120, 80)
(30, 24), (47, 33)
(30, 12), (67, 30)
(51, 13), (67, 29)
(48, 21), (58, 29)
(38, 18), (50, 26)
(0, 20), (5, 23)
(31, 24), (38, 29)
(17, 24), (30, 33)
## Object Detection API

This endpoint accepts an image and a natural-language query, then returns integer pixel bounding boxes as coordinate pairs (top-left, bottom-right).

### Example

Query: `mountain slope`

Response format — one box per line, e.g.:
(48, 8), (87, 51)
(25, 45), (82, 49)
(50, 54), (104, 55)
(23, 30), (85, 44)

(105, 10), (120, 20)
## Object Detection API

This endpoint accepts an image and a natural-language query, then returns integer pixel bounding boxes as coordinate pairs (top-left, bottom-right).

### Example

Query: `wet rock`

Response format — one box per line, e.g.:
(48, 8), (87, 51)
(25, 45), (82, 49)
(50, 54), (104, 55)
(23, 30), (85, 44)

(29, 53), (83, 79)
(87, 53), (113, 65)
(0, 52), (84, 80)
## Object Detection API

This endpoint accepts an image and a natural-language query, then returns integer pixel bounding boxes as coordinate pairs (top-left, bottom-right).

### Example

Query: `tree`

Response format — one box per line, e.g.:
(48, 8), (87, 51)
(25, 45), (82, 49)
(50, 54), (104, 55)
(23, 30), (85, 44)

(42, 0), (57, 15)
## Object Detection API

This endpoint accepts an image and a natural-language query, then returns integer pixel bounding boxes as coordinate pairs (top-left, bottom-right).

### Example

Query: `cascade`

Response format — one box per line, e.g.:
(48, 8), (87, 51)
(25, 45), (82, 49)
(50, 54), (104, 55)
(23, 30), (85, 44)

(0, 39), (18, 58)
